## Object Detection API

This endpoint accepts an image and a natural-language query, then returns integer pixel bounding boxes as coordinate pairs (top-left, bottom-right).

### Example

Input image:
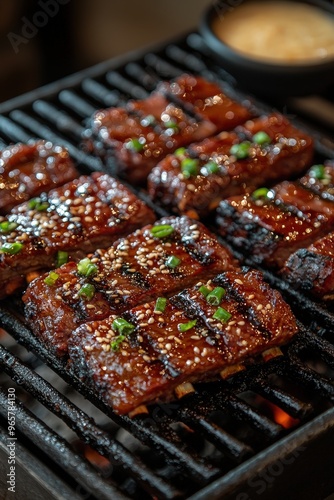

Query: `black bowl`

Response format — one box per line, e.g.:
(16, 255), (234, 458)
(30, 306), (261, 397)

(200, 0), (334, 97)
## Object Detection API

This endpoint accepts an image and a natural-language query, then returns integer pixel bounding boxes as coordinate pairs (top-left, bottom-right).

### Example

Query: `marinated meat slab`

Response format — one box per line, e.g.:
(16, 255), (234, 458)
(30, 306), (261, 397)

(157, 74), (252, 129)
(148, 113), (314, 218)
(23, 216), (236, 357)
(0, 172), (155, 298)
(281, 231), (334, 301)
(68, 268), (298, 414)
(83, 74), (252, 184)
(216, 174), (334, 268)
(0, 141), (78, 214)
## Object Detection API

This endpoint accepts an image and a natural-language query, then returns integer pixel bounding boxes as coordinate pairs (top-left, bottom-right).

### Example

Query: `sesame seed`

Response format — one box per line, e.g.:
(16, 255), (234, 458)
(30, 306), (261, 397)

(84, 345), (93, 352)
(191, 335), (200, 340)
(236, 328), (241, 335)
(158, 337), (164, 342)
(186, 360), (193, 366)
(165, 343), (172, 351)
(238, 321), (245, 326)
(194, 347), (200, 354)
(235, 279), (243, 285)
(248, 294), (255, 300)
(143, 355), (151, 362)
(148, 318), (155, 324)
(256, 304), (264, 311)
(194, 357), (201, 363)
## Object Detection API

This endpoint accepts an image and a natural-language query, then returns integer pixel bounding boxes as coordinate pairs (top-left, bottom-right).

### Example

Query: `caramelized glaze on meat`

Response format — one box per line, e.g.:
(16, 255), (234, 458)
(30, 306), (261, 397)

(0, 173), (155, 298)
(0, 141), (78, 213)
(281, 231), (334, 301)
(83, 74), (252, 184)
(68, 268), (297, 414)
(216, 175), (334, 268)
(148, 113), (314, 218)
(23, 216), (236, 356)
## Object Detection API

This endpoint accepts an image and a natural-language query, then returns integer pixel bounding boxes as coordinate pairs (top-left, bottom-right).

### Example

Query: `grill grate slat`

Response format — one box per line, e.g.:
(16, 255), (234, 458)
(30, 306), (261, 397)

(0, 30), (334, 499)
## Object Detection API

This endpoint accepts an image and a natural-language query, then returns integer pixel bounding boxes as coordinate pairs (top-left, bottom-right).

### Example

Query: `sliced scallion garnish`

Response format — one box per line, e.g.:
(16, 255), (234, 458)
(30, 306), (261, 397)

(28, 198), (49, 211)
(110, 334), (126, 352)
(206, 287), (226, 306)
(0, 242), (23, 255)
(213, 307), (232, 323)
(150, 224), (174, 239)
(154, 297), (167, 313)
(165, 255), (181, 269)
(178, 319), (197, 332)
(0, 221), (18, 233)
(125, 138), (145, 152)
(78, 283), (95, 300)
(230, 141), (251, 159)
(203, 160), (219, 175)
(77, 257), (98, 277)
(112, 317), (135, 336)
(44, 271), (59, 286)
(56, 250), (68, 267)
(199, 285), (210, 297)
(181, 158), (199, 178)
(252, 187), (271, 201)
(252, 131), (271, 146)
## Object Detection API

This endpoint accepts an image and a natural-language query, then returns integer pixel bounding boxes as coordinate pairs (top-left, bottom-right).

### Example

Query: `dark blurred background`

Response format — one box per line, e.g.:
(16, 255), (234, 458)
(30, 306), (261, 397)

(0, 0), (209, 103)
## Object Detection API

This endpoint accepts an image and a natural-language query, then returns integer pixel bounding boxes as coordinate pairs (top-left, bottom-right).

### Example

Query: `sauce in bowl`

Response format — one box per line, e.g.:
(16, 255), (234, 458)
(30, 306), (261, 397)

(212, 0), (334, 64)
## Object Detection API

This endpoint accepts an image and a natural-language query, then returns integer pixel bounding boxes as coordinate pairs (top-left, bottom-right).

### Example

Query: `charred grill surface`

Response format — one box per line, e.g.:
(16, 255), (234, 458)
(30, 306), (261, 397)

(68, 268), (298, 414)
(23, 216), (236, 357)
(0, 172), (155, 298)
(0, 141), (78, 213)
(82, 74), (252, 184)
(148, 113), (314, 218)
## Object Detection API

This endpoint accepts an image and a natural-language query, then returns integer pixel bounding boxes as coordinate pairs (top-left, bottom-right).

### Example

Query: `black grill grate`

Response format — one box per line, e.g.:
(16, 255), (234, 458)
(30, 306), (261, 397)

(0, 31), (334, 499)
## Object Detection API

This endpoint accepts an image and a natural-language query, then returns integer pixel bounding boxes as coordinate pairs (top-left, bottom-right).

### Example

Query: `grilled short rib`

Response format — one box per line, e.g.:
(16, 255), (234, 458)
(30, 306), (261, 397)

(0, 141), (78, 213)
(281, 231), (334, 301)
(23, 216), (237, 357)
(148, 113), (314, 218)
(216, 173), (334, 268)
(83, 74), (252, 184)
(0, 173), (155, 298)
(68, 268), (298, 414)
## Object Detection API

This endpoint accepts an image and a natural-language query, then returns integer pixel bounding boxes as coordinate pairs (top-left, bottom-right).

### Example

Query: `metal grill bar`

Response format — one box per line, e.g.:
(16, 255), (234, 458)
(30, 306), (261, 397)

(0, 389), (126, 500)
(0, 344), (179, 500)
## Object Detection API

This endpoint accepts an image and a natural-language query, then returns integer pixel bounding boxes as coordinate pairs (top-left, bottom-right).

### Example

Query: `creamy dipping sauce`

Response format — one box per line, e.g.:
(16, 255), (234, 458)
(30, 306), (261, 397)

(213, 0), (334, 63)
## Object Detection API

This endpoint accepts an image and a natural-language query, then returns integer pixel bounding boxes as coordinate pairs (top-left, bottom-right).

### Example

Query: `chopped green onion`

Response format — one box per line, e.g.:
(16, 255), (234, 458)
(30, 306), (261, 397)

(203, 160), (219, 175)
(178, 319), (197, 332)
(110, 334), (126, 352)
(252, 131), (272, 146)
(206, 287), (226, 306)
(175, 147), (187, 157)
(0, 242), (23, 255)
(112, 317), (135, 336)
(56, 250), (68, 267)
(28, 198), (49, 211)
(181, 158), (199, 178)
(213, 307), (232, 323)
(78, 283), (95, 300)
(154, 297), (167, 313)
(199, 285), (210, 297)
(151, 224), (174, 239)
(125, 138), (145, 152)
(44, 271), (59, 286)
(0, 221), (18, 233)
(77, 257), (98, 277)
(164, 120), (179, 132)
(309, 164), (328, 180)
(141, 114), (156, 127)
(230, 141), (251, 159)
(165, 255), (181, 268)
(252, 187), (271, 201)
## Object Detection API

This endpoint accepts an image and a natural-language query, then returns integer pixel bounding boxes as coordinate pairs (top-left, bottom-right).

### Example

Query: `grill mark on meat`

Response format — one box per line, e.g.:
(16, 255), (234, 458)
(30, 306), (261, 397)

(0, 172), (155, 299)
(0, 141), (78, 214)
(148, 113), (314, 218)
(23, 216), (237, 357)
(68, 268), (297, 414)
